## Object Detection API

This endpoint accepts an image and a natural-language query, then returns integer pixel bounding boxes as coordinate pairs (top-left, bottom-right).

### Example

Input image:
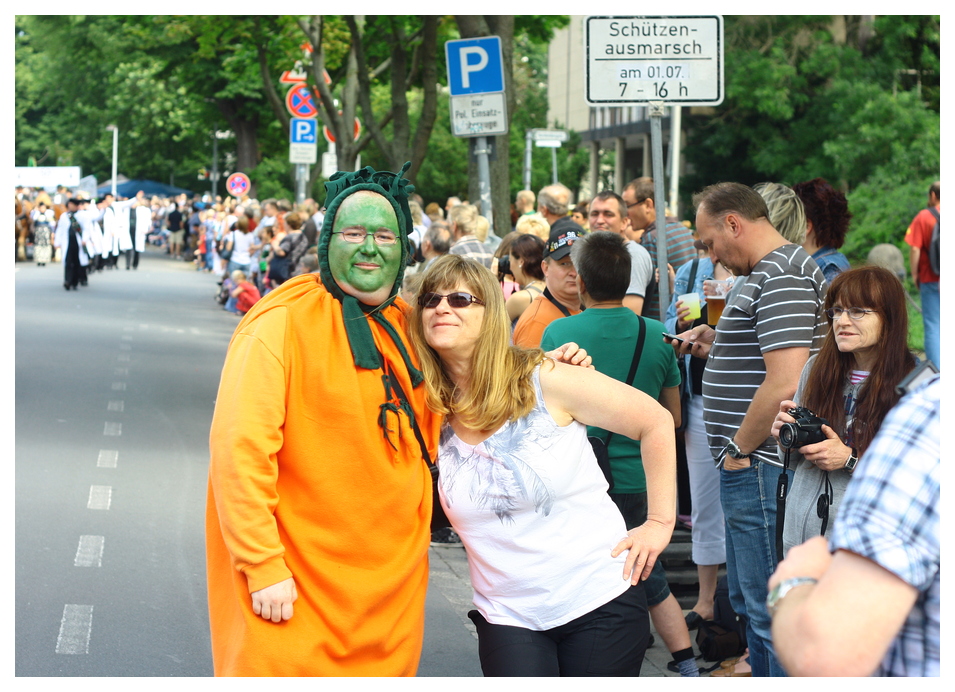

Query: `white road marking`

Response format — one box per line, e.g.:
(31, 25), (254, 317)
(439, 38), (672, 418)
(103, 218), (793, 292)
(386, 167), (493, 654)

(87, 486), (112, 510)
(117, 354), (130, 362)
(74, 536), (104, 567)
(113, 368), (128, 376)
(111, 382), (126, 391)
(56, 604), (93, 654)
(97, 450), (118, 468)
(107, 400), (124, 412)
(103, 422), (121, 436)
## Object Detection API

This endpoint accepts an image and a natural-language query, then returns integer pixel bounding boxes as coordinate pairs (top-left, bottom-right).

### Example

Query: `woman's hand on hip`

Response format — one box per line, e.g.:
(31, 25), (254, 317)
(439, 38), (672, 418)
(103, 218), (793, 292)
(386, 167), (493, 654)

(611, 519), (672, 585)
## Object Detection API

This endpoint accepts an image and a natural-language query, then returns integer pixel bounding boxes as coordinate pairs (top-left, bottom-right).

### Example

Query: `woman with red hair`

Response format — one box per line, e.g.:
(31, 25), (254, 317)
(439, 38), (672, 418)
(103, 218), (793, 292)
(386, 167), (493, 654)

(772, 266), (917, 554)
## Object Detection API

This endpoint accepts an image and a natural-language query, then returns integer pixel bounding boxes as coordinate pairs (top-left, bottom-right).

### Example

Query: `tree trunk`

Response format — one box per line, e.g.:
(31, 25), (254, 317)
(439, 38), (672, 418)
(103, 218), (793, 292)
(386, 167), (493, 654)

(217, 98), (260, 197)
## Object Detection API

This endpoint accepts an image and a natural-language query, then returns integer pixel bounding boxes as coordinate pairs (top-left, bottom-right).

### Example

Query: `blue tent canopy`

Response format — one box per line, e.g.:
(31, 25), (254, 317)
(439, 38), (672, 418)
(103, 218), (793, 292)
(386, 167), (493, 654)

(96, 179), (196, 199)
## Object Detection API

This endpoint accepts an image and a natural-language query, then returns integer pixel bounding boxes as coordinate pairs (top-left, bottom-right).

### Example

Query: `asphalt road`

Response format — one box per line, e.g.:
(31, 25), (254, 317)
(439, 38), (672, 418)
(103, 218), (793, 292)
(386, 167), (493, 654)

(14, 250), (485, 677)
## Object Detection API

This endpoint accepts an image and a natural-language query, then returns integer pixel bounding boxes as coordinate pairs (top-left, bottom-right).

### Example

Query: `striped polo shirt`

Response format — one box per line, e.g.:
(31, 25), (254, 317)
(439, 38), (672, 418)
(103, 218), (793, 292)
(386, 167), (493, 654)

(702, 244), (827, 467)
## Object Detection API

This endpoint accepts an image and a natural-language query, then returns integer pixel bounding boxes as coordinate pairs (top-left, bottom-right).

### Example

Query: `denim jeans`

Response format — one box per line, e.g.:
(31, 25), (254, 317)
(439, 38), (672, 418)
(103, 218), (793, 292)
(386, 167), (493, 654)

(920, 282), (940, 369)
(720, 459), (792, 677)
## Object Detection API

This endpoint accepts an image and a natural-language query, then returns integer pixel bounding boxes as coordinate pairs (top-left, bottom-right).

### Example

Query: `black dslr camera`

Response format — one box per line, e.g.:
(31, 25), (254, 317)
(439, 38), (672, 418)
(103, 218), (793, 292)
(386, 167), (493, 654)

(778, 406), (830, 450)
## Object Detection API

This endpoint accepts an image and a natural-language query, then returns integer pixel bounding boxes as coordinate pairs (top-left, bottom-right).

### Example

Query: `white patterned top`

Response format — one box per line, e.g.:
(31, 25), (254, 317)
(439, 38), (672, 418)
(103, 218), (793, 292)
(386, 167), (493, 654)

(438, 366), (632, 630)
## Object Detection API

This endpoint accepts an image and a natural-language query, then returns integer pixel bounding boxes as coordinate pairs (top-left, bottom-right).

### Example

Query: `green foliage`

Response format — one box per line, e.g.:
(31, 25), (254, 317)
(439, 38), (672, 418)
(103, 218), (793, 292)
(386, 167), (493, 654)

(683, 15), (940, 267)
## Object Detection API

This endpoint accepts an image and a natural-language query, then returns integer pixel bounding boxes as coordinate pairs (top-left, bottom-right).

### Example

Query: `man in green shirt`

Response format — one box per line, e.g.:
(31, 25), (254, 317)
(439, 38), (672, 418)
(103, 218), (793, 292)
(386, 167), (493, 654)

(541, 230), (699, 677)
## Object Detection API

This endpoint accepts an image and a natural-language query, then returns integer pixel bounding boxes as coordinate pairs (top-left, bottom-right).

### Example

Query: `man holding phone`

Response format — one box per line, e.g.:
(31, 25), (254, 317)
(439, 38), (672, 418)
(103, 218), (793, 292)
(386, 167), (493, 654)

(669, 183), (827, 677)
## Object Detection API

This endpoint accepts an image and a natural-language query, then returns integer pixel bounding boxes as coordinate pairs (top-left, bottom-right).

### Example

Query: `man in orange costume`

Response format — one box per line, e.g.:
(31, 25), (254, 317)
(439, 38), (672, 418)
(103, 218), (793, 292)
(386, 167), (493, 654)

(206, 164), (441, 675)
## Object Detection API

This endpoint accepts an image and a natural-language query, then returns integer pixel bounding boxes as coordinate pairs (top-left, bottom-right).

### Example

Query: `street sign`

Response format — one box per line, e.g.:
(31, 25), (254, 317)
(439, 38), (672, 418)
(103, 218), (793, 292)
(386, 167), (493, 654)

(445, 36), (505, 96)
(226, 172), (251, 198)
(280, 61), (307, 84)
(450, 93), (508, 138)
(323, 117), (361, 144)
(584, 15), (723, 106)
(289, 118), (318, 164)
(291, 118), (317, 144)
(285, 83), (318, 118)
(531, 129), (568, 144)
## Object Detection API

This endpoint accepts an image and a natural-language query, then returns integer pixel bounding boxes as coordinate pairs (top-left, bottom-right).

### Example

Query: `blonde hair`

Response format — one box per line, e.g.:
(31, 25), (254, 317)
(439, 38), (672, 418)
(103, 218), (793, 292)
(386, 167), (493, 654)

(754, 182), (807, 245)
(515, 212), (551, 241)
(408, 254), (546, 431)
(474, 215), (490, 242)
(449, 203), (479, 235)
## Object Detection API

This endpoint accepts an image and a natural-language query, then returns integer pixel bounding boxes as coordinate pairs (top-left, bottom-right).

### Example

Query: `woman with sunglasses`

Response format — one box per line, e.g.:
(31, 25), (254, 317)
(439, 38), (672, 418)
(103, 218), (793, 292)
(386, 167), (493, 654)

(408, 254), (676, 676)
(771, 266), (917, 555)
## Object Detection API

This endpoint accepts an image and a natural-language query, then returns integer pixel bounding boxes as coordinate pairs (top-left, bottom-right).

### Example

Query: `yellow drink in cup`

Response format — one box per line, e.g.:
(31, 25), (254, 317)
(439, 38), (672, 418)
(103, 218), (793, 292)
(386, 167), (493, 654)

(678, 293), (702, 321)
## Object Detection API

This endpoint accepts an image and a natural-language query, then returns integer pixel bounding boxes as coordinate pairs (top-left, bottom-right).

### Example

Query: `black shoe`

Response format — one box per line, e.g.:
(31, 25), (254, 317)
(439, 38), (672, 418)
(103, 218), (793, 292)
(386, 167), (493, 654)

(647, 632), (655, 648)
(64, 283), (70, 291)
(430, 527), (463, 548)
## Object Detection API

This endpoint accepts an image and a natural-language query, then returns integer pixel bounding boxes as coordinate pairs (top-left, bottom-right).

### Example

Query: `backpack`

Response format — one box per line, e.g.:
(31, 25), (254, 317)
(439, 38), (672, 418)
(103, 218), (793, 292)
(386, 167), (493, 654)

(695, 575), (748, 662)
(927, 207), (940, 275)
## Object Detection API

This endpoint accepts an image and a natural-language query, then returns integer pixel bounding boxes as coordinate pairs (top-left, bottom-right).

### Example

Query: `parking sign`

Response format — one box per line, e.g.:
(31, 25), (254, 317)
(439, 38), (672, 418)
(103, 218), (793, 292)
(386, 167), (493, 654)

(446, 36), (504, 96)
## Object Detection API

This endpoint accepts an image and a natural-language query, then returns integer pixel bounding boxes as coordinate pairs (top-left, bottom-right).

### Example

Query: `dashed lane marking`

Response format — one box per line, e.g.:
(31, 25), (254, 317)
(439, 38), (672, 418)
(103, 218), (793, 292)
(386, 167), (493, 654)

(97, 450), (118, 468)
(103, 422), (121, 436)
(107, 400), (124, 412)
(74, 536), (105, 567)
(87, 486), (112, 510)
(56, 605), (93, 654)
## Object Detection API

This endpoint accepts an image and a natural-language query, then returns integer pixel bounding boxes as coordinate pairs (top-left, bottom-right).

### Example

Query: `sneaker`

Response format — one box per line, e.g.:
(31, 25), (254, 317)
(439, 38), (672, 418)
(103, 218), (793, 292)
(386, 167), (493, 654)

(430, 527), (463, 548)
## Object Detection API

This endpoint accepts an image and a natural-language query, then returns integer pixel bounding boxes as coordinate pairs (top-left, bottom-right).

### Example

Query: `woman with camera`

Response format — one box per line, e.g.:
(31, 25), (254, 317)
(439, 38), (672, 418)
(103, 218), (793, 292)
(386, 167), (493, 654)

(771, 266), (917, 555)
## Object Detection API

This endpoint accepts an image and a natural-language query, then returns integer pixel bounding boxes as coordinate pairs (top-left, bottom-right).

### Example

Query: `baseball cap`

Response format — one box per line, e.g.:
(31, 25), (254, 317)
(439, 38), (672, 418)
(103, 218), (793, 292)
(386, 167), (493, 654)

(544, 228), (582, 260)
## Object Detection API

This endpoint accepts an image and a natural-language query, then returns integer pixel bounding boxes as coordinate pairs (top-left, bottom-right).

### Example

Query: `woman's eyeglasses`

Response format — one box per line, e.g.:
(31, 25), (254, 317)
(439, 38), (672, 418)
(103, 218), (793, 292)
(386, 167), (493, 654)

(826, 307), (876, 320)
(332, 229), (398, 246)
(418, 292), (485, 309)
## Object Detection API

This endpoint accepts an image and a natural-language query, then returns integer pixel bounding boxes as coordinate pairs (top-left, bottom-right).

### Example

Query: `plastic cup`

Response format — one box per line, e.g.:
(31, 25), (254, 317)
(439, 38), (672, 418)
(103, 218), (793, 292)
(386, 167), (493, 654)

(704, 279), (732, 326)
(678, 292), (701, 321)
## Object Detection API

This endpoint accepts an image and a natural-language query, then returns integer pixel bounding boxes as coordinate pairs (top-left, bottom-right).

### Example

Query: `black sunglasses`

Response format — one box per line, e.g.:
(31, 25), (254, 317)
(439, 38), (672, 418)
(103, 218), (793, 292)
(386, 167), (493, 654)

(417, 292), (485, 309)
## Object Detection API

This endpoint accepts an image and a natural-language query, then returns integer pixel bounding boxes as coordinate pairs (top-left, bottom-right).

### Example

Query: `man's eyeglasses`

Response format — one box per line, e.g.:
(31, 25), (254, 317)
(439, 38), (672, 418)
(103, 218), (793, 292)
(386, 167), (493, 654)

(332, 229), (398, 246)
(826, 307), (876, 320)
(417, 292), (485, 309)
(626, 198), (647, 209)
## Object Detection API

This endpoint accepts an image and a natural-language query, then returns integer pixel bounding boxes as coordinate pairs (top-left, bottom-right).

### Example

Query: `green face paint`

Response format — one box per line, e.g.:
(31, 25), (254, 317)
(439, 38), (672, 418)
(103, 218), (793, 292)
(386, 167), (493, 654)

(328, 192), (402, 305)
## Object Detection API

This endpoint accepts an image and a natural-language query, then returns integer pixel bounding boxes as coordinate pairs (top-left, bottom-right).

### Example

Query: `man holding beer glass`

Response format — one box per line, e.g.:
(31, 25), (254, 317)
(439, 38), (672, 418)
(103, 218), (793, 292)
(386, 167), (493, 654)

(668, 183), (827, 677)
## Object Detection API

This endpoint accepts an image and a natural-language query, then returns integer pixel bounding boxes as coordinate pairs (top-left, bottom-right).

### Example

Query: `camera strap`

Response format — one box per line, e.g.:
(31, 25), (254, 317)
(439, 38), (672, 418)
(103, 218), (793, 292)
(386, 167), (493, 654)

(775, 448), (792, 560)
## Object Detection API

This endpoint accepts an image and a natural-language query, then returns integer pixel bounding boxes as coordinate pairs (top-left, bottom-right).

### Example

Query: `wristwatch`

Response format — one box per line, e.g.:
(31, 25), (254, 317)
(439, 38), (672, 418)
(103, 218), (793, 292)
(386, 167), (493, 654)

(766, 576), (818, 618)
(724, 439), (749, 460)
(844, 448), (859, 473)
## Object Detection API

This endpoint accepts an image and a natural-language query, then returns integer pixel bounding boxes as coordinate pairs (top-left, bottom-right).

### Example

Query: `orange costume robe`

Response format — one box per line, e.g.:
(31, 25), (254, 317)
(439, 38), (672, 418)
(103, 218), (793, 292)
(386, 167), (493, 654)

(206, 273), (439, 676)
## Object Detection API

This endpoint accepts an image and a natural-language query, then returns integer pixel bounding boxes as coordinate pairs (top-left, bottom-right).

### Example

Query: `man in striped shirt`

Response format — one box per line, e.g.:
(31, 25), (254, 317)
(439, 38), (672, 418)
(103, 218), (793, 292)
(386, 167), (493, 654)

(672, 182), (827, 677)
(623, 177), (698, 319)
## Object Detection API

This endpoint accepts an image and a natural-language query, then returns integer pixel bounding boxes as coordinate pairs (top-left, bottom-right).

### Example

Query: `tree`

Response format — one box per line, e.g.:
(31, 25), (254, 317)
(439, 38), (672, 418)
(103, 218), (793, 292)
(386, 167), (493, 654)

(681, 15), (940, 264)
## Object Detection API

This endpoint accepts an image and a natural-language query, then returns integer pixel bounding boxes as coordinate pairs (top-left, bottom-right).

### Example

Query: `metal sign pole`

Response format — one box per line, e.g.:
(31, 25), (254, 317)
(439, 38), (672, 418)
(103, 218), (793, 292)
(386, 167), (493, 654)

(649, 101), (669, 322)
(551, 147), (558, 185)
(296, 164), (307, 205)
(523, 131), (533, 191)
(474, 135), (494, 237)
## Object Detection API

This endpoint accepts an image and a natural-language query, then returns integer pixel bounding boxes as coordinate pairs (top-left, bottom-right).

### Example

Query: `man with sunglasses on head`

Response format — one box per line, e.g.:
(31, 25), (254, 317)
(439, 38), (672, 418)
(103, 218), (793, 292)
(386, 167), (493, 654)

(206, 164), (590, 676)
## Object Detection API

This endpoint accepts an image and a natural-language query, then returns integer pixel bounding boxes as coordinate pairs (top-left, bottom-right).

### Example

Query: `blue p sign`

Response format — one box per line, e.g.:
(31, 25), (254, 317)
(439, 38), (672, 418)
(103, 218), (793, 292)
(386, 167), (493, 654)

(446, 36), (504, 96)
(290, 118), (317, 144)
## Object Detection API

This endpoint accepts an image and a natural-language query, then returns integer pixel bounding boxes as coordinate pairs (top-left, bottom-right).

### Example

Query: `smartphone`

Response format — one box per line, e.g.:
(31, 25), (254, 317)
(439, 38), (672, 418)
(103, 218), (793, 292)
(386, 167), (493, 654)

(662, 333), (686, 344)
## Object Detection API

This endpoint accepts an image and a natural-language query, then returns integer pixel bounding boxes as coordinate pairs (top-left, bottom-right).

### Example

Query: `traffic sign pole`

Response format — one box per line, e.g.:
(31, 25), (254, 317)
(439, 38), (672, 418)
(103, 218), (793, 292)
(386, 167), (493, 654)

(649, 101), (669, 322)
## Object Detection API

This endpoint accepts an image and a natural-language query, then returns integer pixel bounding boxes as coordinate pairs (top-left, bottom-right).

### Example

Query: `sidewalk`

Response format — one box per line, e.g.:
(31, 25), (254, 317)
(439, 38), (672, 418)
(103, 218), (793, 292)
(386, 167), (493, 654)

(422, 543), (689, 677)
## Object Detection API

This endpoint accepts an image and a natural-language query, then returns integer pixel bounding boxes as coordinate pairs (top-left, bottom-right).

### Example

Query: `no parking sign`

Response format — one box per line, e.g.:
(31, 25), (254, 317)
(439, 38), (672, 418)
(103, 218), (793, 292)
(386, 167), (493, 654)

(226, 172), (251, 198)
